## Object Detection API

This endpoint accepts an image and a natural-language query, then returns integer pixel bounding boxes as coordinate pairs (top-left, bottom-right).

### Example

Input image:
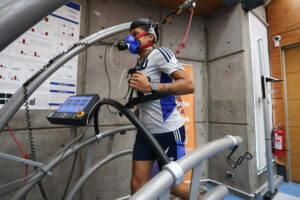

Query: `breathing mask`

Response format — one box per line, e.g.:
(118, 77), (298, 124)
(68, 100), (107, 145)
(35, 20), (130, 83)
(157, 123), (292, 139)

(117, 19), (159, 54)
(118, 31), (154, 54)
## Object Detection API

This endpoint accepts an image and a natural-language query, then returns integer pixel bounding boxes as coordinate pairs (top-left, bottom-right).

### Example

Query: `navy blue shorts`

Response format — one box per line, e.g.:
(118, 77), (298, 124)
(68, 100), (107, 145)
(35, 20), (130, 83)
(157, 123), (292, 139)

(133, 125), (186, 164)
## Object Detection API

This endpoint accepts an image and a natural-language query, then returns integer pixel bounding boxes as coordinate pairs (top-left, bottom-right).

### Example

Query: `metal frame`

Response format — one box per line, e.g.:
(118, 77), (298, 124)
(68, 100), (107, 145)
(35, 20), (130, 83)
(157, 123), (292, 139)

(0, 2), (247, 200)
(201, 185), (228, 200)
(130, 135), (243, 200)
(0, 22), (131, 133)
(12, 126), (136, 200)
(65, 149), (133, 200)
(258, 39), (275, 195)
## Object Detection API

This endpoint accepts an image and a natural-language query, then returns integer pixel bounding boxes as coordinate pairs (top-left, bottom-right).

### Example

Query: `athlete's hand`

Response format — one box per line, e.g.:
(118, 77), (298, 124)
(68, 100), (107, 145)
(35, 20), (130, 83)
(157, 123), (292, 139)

(130, 71), (152, 93)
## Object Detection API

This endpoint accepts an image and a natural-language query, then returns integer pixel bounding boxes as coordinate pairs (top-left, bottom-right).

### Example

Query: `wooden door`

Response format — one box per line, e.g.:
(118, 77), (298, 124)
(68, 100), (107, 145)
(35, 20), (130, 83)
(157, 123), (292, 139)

(285, 45), (300, 182)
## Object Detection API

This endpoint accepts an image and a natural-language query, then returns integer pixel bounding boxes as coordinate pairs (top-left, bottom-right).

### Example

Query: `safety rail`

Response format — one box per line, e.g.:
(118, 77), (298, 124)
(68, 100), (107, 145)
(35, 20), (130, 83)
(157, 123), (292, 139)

(201, 185), (228, 200)
(12, 125), (136, 200)
(0, 14), (173, 199)
(130, 135), (243, 200)
(0, 21), (131, 133)
(65, 149), (131, 200)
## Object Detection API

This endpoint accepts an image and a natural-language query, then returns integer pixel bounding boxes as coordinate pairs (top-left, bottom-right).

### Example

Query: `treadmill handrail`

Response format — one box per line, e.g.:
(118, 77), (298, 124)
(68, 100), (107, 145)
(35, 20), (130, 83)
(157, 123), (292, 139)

(12, 125), (136, 200)
(130, 135), (243, 200)
(0, 22), (131, 133)
(65, 149), (133, 200)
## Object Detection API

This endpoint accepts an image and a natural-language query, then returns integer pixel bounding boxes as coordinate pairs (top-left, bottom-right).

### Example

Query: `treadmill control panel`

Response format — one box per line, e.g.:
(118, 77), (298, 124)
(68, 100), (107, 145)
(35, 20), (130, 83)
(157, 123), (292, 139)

(47, 94), (100, 126)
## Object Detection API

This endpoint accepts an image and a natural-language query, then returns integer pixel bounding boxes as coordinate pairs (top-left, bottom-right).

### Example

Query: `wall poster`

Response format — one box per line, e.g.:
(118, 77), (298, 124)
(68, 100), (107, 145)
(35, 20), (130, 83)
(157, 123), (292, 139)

(0, 2), (81, 110)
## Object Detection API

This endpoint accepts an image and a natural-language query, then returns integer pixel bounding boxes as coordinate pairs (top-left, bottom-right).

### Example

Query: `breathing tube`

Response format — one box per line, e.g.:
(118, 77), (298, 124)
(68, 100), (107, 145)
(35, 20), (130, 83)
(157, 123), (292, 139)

(117, 0), (197, 53)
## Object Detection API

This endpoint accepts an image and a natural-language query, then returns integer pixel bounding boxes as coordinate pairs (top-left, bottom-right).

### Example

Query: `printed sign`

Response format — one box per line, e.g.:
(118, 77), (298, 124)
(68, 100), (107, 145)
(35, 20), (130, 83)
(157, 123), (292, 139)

(275, 133), (283, 150)
(176, 64), (196, 182)
(0, 2), (81, 109)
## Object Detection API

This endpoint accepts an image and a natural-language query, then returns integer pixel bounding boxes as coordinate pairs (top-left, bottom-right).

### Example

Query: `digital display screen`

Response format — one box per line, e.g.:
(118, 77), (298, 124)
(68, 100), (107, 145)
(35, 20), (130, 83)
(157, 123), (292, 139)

(57, 96), (93, 113)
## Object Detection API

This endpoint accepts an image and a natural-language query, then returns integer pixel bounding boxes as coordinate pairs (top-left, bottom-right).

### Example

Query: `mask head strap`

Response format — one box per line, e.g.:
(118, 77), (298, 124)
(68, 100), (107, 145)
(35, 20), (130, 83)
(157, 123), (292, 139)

(134, 30), (155, 51)
(147, 25), (157, 43)
(138, 42), (155, 50)
(135, 31), (147, 39)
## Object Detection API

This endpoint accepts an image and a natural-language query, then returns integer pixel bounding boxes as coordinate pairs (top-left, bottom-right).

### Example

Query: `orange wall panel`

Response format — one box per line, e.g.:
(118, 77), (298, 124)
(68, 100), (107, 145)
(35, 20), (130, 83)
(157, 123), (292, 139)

(268, 0), (300, 37)
(267, 0), (300, 169)
(272, 98), (284, 127)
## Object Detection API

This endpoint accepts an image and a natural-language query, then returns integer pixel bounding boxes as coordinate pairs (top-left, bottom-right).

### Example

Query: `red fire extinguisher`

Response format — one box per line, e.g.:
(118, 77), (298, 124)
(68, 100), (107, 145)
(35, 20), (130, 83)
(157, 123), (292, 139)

(273, 124), (285, 157)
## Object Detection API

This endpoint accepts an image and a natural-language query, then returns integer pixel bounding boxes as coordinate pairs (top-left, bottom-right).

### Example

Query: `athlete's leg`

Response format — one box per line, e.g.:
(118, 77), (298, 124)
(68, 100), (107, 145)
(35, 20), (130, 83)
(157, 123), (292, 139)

(168, 126), (202, 199)
(131, 160), (154, 194)
(171, 182), (202, 200)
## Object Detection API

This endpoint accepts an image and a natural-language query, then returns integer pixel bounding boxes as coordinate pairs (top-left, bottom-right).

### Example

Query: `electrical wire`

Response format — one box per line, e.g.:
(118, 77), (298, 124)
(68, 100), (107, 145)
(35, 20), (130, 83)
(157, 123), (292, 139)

(6, 124), (28, 200)
(109, 40), (124, 72)
(0, 36), (123, 197)
(115, 68), (128, 98)
(104, 42), (119, 115)
(109, 40), (130, 105)
(6, 125), (26, 156)
(1, 1), (196, 192)
(19, 41), (93, 199)
(60, 151), (78, 200)
(174, 7), (194, 55)
(23, 82), (48, 200)
(0, 99), (103, 198)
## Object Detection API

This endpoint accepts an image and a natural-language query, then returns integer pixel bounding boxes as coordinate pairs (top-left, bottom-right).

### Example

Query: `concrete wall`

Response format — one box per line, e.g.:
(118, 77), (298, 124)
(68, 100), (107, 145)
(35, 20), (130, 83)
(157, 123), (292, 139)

(1, 1), (275, 199)
(0, 0), (207, 199)
(206, 3), (272, 196)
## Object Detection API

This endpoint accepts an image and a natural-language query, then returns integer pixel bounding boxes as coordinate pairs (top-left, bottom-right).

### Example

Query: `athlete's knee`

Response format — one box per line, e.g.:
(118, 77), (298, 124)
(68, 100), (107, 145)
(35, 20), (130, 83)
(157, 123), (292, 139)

(131, 176), (147, 193)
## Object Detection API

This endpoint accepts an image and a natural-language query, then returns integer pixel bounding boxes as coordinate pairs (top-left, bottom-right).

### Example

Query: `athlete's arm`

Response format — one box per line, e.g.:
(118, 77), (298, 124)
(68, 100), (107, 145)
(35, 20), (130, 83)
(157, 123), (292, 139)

(130, 70), (194, 95)
(134, 106), (139, 117)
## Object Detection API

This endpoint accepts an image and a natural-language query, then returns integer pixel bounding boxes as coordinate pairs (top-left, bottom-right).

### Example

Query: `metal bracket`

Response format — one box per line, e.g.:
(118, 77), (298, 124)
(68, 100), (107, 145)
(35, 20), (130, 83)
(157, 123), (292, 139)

(162, 161), (184, 185)
(225, 135), (239, 147)
(0, 152), (52, 176)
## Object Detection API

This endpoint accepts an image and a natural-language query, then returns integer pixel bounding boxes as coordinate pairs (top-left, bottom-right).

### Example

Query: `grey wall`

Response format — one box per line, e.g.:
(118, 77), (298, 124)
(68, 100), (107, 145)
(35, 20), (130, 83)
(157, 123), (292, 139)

(0, 0), (273, 199)
(81, 0), (208, 199)
(206, 3), (273, 196)
(0, 0), (207, 199)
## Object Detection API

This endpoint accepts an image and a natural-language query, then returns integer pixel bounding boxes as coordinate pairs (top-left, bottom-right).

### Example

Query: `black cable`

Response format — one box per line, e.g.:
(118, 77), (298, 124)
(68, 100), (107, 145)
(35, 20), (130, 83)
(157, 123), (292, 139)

(0, 115), (93, 198)
(94, 98), (170, 165)
(1, 39), (114, 198)
(227, 146), (253, 169)
(20, 41), (93, 200)
(60, 151), (78, 200)
(23, 86), (48, 200)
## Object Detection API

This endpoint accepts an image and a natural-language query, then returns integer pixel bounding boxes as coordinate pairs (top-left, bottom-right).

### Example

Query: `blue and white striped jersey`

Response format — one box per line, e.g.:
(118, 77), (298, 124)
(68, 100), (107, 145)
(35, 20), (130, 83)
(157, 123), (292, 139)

(138, 47), (184, 134)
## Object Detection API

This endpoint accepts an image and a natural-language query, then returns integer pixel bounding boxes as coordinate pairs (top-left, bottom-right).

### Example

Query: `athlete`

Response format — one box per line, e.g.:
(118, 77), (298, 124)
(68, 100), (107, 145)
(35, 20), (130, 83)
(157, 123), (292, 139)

(125, 18), (197, 200)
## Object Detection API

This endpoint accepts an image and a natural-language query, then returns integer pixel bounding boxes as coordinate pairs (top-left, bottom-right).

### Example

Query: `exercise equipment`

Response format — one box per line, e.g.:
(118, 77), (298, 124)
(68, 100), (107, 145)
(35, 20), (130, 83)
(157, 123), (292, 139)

(47, 94), (100, 126)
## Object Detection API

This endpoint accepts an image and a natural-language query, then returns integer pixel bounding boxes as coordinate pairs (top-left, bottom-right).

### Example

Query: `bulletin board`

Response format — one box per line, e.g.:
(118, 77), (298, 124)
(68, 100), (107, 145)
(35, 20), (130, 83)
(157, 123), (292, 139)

(0, 2), (81, 110)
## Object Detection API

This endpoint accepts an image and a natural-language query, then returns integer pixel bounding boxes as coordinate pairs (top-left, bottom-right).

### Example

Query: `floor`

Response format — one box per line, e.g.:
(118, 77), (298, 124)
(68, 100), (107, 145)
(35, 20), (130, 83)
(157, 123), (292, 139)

(204, 182), (300, 200)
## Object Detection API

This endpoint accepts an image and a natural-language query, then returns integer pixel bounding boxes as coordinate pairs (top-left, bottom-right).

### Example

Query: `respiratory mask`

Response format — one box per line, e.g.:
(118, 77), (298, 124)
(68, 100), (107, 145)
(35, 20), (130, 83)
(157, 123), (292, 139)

(117, 29), (156, 54)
